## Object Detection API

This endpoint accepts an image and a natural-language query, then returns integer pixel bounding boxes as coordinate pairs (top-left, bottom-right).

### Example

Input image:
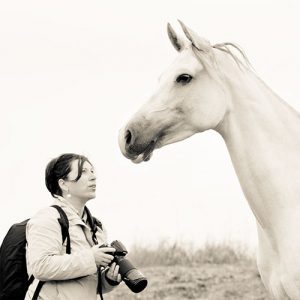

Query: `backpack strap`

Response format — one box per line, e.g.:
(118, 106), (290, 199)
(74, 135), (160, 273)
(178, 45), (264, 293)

(32, 281), (45, 300)
(31, 205), (71, 300)
(51, 205), (71, 254)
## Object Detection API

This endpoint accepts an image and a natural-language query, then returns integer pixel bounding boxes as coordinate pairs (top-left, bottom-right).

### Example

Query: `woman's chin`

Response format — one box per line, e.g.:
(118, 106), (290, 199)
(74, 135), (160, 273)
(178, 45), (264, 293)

(85, 192), (96, 201)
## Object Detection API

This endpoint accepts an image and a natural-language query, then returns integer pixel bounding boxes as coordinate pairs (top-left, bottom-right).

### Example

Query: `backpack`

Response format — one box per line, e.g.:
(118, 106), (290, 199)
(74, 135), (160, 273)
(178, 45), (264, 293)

(0, 205), (70, 300)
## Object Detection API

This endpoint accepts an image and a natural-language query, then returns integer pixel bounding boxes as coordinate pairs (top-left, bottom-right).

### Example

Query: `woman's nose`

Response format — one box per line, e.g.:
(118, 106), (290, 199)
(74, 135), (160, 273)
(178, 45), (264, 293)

(89, 172), (96, 180)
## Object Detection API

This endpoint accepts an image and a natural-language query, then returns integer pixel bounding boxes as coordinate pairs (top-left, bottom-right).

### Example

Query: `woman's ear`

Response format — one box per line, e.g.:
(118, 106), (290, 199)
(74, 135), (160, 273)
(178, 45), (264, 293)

(58, 179), (68, 193)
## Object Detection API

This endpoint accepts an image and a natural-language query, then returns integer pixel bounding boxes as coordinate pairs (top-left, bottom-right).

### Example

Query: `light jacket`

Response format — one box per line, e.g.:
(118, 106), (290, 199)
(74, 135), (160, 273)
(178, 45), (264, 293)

(25, 196), (116, 300)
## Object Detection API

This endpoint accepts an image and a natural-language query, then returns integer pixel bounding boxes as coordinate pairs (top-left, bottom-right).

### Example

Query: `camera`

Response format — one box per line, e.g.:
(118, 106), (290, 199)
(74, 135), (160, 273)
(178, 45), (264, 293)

(102, 240), (148, 293)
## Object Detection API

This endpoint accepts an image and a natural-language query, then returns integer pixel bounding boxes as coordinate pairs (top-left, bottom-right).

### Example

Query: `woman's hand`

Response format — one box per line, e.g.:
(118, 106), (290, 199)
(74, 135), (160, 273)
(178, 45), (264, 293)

(106, 262), (122, 284)
(92, 245), (115, 267)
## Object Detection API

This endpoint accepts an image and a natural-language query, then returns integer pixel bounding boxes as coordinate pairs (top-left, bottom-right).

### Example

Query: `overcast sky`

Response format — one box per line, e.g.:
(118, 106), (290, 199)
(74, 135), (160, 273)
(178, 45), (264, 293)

(1, 0), (300, 251)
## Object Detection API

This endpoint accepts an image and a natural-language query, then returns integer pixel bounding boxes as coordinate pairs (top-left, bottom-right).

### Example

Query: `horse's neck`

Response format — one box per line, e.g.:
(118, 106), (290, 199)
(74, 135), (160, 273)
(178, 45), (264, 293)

(217, 68), (300, 230)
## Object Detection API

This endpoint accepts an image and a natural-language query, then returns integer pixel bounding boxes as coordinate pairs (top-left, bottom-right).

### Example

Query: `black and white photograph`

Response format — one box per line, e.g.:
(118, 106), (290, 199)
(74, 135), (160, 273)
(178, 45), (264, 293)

(0, 0), (300, 299)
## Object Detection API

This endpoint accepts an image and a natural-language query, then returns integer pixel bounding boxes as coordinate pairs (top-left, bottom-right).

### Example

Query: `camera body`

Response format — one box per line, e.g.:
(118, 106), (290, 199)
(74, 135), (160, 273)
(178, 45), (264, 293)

(102, 240), (147, 293)
(110, 240), (128, 258)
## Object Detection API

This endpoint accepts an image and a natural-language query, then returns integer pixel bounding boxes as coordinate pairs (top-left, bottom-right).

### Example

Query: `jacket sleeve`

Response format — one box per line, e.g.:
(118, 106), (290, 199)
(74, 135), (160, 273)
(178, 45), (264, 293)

(26, 207), (97, 281)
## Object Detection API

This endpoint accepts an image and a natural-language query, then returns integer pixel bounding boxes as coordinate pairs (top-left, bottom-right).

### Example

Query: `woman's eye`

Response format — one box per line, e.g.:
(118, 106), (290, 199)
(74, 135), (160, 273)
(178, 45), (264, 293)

(176, 74), (193, 85)
(82, 168), (95, 174)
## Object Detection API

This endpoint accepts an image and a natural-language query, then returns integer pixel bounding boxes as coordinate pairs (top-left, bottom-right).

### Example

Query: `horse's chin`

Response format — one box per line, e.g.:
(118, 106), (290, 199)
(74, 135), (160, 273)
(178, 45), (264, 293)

(130, 152), (152, 164)
(131, 140), (157, 163)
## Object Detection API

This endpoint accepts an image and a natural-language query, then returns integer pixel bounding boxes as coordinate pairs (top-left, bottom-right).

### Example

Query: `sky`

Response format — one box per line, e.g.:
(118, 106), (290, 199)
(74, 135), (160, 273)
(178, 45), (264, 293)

(0, 0), (300, 252)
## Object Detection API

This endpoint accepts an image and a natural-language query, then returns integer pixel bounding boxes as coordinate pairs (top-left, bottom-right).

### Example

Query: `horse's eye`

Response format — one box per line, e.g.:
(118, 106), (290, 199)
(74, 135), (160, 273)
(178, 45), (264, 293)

(176, 74), (193, 85)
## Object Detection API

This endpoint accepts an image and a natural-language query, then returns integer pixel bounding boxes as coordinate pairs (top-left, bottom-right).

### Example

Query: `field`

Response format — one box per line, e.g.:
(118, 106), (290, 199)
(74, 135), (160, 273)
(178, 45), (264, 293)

(104, 242), (269, 300)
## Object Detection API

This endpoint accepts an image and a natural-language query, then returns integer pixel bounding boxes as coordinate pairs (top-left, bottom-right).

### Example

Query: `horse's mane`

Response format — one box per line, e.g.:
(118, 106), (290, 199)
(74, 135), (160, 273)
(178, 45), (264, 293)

(189, 39), (255, 89)
(212, 42), (253, 70)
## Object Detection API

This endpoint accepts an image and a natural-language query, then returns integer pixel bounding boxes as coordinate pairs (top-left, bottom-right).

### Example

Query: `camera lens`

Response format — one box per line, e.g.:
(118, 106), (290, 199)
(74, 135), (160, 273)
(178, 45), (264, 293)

(117, 258), (148, 293)
(109, 240), (147, 293)
(123, 269), (148, 293)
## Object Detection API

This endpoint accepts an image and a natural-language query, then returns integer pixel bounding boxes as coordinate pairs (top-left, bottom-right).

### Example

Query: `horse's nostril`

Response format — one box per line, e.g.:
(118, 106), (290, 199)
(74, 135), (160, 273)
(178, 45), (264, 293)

(125, 130), (132, 145)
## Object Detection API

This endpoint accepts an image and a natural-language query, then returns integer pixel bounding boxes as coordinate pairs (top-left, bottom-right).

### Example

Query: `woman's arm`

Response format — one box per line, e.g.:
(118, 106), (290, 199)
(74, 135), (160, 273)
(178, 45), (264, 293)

(26, 207), (97, 281)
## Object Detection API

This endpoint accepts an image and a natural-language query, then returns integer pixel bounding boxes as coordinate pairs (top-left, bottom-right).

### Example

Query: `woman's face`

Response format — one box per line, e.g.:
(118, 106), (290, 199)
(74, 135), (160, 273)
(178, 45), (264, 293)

(66, 160), (97, 201)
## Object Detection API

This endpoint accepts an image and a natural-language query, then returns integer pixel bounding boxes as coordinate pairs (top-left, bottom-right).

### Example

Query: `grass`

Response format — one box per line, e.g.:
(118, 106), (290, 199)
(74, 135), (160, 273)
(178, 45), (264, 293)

(127, 240), (256, 267)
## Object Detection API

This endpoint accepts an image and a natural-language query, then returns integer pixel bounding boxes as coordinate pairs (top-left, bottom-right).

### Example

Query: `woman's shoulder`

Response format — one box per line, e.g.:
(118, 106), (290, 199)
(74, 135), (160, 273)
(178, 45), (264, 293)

(28, 206), (60, 226)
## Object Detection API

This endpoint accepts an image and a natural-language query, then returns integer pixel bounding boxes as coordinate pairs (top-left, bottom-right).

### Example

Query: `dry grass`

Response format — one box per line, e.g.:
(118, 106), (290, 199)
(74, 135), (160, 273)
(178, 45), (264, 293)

(104, 241), (269, 300)
(127, 240), (255, 267)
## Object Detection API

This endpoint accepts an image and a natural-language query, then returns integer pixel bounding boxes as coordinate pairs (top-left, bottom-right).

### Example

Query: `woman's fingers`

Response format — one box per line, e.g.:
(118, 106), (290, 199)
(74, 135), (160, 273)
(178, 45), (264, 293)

(117, 274), (122, 282)
(92, 245), (116, 267)
(98, 246), (116, 254)
(113, 264), (119, 277)
(106, 262), (115, 276)
(106, 262), (122, 282)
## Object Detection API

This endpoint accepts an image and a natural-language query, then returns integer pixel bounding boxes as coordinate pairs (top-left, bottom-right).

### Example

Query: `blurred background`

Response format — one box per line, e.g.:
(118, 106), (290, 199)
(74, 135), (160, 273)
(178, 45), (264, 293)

(0, 0), (299, 255)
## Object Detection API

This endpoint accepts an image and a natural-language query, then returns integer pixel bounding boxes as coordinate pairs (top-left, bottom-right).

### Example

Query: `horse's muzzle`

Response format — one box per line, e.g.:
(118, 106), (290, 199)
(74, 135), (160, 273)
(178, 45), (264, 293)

(118, 127), (156, 163)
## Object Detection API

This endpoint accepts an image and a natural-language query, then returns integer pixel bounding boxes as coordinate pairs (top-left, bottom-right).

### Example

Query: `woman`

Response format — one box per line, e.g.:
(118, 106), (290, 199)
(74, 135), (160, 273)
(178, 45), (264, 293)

(25, 153), (121, 300)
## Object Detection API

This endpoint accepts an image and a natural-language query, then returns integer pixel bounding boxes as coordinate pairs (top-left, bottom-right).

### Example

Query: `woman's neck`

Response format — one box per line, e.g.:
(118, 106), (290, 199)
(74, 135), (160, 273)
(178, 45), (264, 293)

(63, 195), (87, 217)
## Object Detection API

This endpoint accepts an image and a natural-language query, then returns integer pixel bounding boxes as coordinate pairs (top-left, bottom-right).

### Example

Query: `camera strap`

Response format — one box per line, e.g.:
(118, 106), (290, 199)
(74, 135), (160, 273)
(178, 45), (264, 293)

(84, 206), (99, 245)
(83, 206), (105, 300)
(97, 269), (104, 300)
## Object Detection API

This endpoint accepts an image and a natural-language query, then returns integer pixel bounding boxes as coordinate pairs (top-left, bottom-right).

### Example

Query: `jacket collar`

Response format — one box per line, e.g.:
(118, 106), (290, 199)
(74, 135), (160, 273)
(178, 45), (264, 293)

(53, 196), (88, 226)
(55, 195), (81, 214)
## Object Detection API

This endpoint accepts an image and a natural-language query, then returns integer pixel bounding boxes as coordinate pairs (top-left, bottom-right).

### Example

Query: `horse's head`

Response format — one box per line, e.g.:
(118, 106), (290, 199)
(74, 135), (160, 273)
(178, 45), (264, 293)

(119, 21), (232, 163)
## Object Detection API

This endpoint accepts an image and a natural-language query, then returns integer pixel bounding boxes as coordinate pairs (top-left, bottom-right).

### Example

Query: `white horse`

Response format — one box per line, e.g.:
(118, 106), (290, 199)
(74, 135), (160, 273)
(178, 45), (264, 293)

(118, 21), (300, 300)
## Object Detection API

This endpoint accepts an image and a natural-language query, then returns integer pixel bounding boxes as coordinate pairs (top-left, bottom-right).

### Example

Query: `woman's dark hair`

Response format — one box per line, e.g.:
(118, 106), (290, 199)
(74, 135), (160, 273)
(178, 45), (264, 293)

(45, 153), (92, 197)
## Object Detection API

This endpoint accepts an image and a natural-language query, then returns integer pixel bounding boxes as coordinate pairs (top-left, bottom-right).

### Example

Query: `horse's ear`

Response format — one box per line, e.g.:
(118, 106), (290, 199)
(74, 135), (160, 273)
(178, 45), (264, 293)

(178, 20), (211, 52)
(167, 23), (184, 52)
